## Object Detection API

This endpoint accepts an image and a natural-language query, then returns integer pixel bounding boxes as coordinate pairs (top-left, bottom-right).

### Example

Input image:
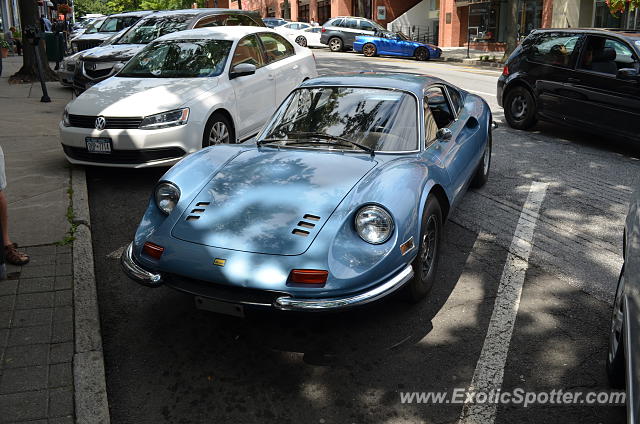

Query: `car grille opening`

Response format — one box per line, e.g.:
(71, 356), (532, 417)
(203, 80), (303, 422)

(68, 115), (143, 129)
(297, 221), (315, 229)
(75, 40), (102, 51)
(85, 67), (112, 79)
(62, 145), (185, 164)
(303, 214), (320, 221)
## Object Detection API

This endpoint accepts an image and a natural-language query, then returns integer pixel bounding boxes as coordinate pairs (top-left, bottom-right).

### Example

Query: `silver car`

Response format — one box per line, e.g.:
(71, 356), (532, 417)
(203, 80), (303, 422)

(608, 186), (640, 422)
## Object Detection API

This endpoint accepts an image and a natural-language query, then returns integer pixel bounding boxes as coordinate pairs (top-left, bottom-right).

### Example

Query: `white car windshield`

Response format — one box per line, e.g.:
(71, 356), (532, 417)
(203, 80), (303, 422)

(99, 15), (140, 33)
(259, 87), (418, 152)
(119, 39), (233, 78)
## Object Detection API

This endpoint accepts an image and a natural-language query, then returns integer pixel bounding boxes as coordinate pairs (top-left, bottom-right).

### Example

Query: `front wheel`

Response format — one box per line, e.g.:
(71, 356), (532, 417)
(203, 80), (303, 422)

(202, 113), (234, 148)
(405, 195), (442, 302)
(415, 47), (430, 61)
(362, 43), (377, 57)
(504, 86), (537, 130)
(470, 125), (492, 188)
(328, 37), (343, 52)
(295, 36), (307, 47)
(607, 266), (626, 389)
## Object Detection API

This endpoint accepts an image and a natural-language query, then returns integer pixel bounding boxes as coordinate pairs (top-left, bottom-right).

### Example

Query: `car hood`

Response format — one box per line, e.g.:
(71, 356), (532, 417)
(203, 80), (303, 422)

(69, 77), (219, 116)
(171, 149), (377, 255)
(81, 43), (144, 62)
(75, 32), (114, 42)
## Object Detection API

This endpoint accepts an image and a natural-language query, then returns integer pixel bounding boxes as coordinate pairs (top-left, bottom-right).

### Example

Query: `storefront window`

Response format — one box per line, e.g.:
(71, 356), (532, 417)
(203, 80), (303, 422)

(467, 0), (542, 44)
(318, 0), (330, 25)
(468, 1), (499, 43)
(594, 0), (639, 29)
(517, 0), (543, 37)
(352, 0), (372, 19)
(298, 2), (309, 22)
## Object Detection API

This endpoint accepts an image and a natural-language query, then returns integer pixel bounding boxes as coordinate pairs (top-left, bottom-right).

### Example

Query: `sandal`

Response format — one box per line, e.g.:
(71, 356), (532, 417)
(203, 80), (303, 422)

(5, 243), (29, 265)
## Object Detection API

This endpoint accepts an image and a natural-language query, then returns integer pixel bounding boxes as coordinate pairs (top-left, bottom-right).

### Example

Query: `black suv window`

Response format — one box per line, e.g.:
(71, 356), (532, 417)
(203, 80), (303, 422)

(345, 19), (359, 29)
(527, 32), (580, 67)
(195, 14), (262, 28)
(359, 20), (374, 31)
(329, 18), (344, 27)
(578, 36), (639, 76)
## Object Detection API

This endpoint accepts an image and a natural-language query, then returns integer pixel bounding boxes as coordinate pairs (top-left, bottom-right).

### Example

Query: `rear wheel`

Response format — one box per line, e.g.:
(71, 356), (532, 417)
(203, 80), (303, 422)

(363, 43), (377, 57)
(470, 125), (492, 188)
(415, 47), (429, 61)
(405, 195), (442, 302)
(295, 36), (307, 47)
(202, 112), (235, 148)
(328, 37), (343, 52)
(607, 266), (626, 389)
(504, 86), (537, 130)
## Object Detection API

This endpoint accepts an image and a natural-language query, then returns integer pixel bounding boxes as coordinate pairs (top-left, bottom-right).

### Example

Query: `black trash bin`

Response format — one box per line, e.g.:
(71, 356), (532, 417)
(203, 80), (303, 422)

(44, 32), (64, 62)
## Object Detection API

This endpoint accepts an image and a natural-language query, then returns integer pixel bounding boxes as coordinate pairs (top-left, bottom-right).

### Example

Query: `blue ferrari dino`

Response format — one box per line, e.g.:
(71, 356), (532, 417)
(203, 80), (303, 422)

(122, 73), (492, 314)
(353, 32), (442, 61)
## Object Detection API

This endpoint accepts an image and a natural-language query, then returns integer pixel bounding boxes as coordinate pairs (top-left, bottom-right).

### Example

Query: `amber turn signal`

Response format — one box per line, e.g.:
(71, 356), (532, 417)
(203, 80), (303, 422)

(289, 269), (328, 285)
(142, 242), (164, 260)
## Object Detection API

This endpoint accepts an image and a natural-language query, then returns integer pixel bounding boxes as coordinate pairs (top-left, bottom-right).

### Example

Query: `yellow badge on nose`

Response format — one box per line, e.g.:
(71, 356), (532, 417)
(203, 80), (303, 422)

(213, 258), (226, 267)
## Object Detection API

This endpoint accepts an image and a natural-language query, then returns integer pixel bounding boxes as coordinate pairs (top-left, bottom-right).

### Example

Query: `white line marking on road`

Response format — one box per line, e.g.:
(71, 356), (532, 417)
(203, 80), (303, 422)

(106, 245), (126, 260)
(466, 89), (497, 97)
(459, 181), (548, 424)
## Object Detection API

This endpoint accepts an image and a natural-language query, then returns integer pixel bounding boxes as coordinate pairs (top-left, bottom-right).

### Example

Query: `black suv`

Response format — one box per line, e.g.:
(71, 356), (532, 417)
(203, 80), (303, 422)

(73, 9), (265, 93)
(71, 11), (154, 52)
(320, 16), (385, 52)
(498, 28), (640, 141)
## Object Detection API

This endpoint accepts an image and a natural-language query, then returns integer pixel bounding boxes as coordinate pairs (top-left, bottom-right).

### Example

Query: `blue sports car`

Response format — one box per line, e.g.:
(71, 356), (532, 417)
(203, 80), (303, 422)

(121, 73), (492, 314)
(354, 32), (442, 61)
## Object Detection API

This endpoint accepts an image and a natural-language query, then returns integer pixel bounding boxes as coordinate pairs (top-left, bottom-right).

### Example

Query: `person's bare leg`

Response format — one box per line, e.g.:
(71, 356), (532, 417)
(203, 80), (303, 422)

(0, 191), (11, 247)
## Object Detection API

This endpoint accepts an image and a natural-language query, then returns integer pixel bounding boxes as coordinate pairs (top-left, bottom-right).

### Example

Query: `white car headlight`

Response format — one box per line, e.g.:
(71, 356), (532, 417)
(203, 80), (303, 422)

(354, 205), (394, 244)
(139, 108), (189, 130)
(62, 107), (70, 127)
(154, 182), (180, 215)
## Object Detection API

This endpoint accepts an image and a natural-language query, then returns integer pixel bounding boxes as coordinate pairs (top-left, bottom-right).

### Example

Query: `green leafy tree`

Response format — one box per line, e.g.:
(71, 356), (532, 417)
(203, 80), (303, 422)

(73, 0), (113, 17)
(138, 0), (205, 10)
(607, 0), (639, 14)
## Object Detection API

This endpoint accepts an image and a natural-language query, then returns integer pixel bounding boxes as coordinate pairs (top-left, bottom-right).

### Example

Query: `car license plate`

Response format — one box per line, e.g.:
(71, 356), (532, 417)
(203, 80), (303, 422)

(195, 296), (245, 318)
(85, 137), (112, 154)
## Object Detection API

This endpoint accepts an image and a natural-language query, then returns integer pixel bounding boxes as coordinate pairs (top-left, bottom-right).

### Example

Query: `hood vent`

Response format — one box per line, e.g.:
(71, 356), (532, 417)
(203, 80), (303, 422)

(186, 202), (210, 221)
(292, 214), (321, 237)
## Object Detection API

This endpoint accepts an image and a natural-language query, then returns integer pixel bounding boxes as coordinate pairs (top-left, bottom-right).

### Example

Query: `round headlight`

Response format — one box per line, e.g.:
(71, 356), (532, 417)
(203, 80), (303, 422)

(154, 182), (180, 215)
(355, 205), (394, 244)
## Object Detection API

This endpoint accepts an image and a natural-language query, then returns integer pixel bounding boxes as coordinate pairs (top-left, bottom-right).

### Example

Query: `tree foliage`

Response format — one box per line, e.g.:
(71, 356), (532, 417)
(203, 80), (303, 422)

(106, 0), (205, 12)
(606, 0), (639, 14)
(73, 0), (113, 17)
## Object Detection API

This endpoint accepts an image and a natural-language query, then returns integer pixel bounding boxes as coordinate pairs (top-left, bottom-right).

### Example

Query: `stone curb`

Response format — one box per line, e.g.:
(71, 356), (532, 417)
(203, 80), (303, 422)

(71, 166), (111, 424)
(438, 57), (504, 69)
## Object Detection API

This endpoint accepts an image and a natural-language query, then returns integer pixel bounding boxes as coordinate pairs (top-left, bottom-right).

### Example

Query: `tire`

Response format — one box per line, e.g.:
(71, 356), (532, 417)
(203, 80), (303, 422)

(470, 125), (492, 188)
(607, 266), (626, 389)
(202, 112), (235, 148)
(405, 195), (443, 302)
(295, 36), (307, 47)
(415, 47), (429, 61)
(328, 37), (343, 52)
(362, 43), (377, 57)
(504, 86), (537, 130)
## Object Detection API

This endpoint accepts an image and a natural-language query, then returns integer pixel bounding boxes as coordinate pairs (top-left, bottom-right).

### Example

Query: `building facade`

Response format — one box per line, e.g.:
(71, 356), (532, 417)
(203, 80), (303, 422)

(0, 0), (20, 33)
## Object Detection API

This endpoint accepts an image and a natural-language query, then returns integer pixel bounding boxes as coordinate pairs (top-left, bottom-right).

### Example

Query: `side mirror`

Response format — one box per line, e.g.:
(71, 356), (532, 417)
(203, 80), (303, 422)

(113, 62), (125, 73)
(230, 63), (256, 79)
(436, 128), (453, 141)
(617, 68), (639, 81)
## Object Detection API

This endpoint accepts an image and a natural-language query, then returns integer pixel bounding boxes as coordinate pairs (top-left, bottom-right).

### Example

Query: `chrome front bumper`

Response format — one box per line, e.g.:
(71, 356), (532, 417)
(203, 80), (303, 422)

(121, 241), (414, 311)
(121, 243), (163, 287)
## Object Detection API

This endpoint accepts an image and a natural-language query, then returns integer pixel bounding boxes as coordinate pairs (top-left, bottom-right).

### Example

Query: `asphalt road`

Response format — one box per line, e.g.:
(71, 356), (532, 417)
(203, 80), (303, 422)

(86, 50), (640, 424)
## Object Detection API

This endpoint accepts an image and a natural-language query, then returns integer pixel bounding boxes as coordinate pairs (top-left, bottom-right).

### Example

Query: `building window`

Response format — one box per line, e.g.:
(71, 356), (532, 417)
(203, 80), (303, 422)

(298, 2), (309, 22)
(281, 2), (291, 19)
(318, 0), (330, 25)
(352, 0), (372, 19)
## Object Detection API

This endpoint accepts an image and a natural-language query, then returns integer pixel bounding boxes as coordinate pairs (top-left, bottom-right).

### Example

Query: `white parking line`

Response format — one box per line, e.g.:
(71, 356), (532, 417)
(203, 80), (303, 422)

(459, 181), (548, 424)
(466, 89), (497, 97)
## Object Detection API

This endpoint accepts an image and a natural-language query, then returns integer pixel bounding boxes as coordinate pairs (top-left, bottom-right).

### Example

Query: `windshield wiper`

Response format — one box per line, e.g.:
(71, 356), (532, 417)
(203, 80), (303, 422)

(288, 132), (375, 156)
(256, 138), (294, 147)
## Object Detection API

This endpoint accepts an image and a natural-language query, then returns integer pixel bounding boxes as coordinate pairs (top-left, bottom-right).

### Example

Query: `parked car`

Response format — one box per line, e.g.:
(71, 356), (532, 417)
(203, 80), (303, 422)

(70, 16), (105, 44)
(354, 31), (442, 61)
(120, 72), (493, 315)
(60, 26), (317, 168)
(71, 11), (153, 53)
(320, 16), (386, 52)
(607, 186), (640, 422)
(497, 28), (640, 141)
(72, 8), (265, 93)
(262, 17), (288, 28)
(276, 22), (323, 47)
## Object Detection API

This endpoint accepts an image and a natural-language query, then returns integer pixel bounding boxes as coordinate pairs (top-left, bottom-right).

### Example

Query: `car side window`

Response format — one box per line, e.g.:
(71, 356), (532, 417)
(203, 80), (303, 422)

(527, 32), (579, 67)
(425, 86), (455, 129)
(330, 18), (344, 27)
(578, 36), (638, 76)
(345, 19), (358, 29)
(447, 86), (463, 115)
(258, 33), (295, 63)
(231, 35), (265, 69)
(359, 20), (374, 31)
(195, 14), (258, 28)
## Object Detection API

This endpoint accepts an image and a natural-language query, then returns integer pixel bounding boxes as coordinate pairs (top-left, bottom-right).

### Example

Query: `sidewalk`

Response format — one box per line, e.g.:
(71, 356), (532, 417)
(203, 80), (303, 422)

(439, 47), (505, 68)
(0, 55), (109, 423)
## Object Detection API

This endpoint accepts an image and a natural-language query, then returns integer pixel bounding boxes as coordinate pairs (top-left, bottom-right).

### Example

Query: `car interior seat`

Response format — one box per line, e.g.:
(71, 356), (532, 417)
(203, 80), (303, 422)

(591, 47), (618, 75)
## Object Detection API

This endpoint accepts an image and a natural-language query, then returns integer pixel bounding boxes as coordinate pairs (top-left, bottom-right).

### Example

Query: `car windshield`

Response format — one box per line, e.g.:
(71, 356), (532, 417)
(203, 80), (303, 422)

(84, 18), (105, 34)
(99, 15), (140, 33)
(117, 15), (193, 45)
(259, 87), (418, 152)
(119, 39), (233, 78)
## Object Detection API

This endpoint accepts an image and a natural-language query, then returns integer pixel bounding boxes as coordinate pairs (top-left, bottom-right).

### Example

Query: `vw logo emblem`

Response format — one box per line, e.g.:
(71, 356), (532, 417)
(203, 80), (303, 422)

(95, 116), (106, 130)
(85, 62), (96, 71)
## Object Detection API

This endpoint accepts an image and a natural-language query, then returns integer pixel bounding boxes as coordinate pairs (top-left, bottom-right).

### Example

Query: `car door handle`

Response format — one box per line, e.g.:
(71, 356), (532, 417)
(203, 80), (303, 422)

(567, 77), (581, 83)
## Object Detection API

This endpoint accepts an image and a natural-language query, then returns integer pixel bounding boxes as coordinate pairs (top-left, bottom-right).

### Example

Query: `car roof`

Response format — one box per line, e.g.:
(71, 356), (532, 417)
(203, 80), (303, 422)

(108, 10), (155, 18)
(146, 8), (260, 18)
(534, 27), (640, 41)
(301, 72), (445, 96)
(155, 26), (276, 41)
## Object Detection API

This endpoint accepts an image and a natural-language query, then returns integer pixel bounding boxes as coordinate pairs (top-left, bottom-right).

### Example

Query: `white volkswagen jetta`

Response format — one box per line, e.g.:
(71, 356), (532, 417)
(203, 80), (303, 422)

(60, 26), (318, 167)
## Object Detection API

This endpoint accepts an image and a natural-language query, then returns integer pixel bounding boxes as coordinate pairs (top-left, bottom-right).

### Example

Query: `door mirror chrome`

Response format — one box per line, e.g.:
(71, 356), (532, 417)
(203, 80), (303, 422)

(616, 68), (639, 81)
(230, 63), (257, 79)
(436, 128), (453, 141)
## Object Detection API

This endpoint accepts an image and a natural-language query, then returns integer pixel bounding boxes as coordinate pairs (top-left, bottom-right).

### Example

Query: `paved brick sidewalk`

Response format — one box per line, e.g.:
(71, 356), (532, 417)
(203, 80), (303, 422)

(0, 245), (74, 423)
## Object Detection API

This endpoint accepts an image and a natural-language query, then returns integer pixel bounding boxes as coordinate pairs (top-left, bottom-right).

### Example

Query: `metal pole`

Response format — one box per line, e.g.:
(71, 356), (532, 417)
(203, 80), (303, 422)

(34, 41), (51, 103)
(467, 29), (471, 59)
